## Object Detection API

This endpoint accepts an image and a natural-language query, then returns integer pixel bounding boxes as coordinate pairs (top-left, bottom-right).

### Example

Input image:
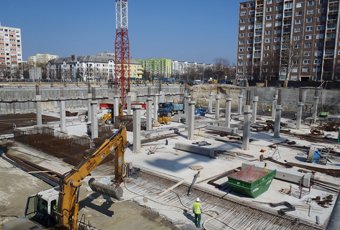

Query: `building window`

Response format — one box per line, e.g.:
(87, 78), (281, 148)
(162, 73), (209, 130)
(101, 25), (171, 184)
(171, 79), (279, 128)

(267, 0), (273, 4)
(304, 51), (311, 56)
(315, 34), (324, 39)
(248, 25), (254, 30)
(239, 33), (244, 38)
(266, 7), (272, 12)
(317, 25), (325, 31)
(265, 30), (271, 35)
(266, 15), (272, 20)
(239, 48), (244, 52)
(295, 19), (301, 24)
(240, 26), (245, 31)
(307, 1), (314, 7)
(296, 3), (303, 8)
(294, 27), (301, 32)
(305, 35), (313, 40)
(306, 18), (313, 23)
(307, 9), (314, 15)
(275, 14), (282, 19)
(266, 23), (272, 27)
(265, 38), (271, 43)
(306, 26), (313, 31)
(294, 36), (300, 41)
(295, 11), (302, 16)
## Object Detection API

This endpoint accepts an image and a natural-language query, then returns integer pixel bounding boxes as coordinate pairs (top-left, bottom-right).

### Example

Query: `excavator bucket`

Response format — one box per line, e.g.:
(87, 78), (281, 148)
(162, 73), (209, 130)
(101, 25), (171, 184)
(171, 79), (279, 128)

(88, 178), (123, 200)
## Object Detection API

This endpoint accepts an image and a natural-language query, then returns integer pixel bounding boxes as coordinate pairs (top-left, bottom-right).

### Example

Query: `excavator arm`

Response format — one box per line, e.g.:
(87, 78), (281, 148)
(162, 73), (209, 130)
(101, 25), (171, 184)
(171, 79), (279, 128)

(58, 126), (127, 229)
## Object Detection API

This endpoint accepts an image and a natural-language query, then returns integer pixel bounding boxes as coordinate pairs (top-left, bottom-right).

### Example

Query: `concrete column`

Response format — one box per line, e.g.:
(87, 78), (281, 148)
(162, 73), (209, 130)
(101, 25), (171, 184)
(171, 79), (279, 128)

(126, 95), (132, 116)
(215, 94), (221, 120)
(188, 101), (196, 140)
(159, 91), (165, 103)
(146, 98), (153, 131)
(225, 97), (232, 128)
(60, 100), (66, 133)
(313, 96), (319, 123)
(252, 96), (259, 123)
(185, 95), (191, 125)
(91, 101), (98, 139)
(238, 91), (244, 115)
(36, 95), (42, 127)
(274, 105), (282, 138)
(242, 105), (251, 150)
(87, 93), (92, 122)
(208, 94), (213, 113)
(296, 102), (304, 130)
(272, 94), (278, 120)
(153, 94), (159, 123)
(133, 105), (142, 153)
(114, 96), (119, 118)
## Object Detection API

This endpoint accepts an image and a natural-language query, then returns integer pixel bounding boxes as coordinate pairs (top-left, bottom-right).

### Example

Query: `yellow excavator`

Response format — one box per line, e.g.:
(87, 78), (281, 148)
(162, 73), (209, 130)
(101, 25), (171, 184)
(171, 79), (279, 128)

(22, 126), (127, 230)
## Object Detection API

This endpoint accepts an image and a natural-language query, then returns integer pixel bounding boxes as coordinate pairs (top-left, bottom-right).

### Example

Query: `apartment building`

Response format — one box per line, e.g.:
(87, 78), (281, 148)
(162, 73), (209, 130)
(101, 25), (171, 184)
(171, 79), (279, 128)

(172, 60), (213, 76)
(237, 0), (340, 82)
(138, 58), (173, 78)
(0, 25), (22, 66)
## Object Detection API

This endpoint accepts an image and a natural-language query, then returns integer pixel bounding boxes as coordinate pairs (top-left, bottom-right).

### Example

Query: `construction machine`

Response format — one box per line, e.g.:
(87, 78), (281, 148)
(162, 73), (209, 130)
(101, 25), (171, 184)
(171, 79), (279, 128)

(22, 126), (128, 230)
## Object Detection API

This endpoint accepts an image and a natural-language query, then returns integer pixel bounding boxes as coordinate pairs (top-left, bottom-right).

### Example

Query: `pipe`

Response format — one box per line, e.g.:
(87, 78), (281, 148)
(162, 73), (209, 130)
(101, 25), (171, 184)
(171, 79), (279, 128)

(187, 171), (200, 196)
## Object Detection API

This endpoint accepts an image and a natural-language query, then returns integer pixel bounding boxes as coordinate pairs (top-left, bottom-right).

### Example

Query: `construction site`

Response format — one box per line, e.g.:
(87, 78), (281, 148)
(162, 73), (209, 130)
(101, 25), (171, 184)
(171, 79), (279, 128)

(1, 0), (340, 229)
(0, 82), (339, 230)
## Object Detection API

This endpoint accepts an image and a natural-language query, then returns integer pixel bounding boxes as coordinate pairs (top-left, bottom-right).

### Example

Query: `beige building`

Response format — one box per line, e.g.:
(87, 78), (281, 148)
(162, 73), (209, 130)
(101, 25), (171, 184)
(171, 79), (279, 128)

(237, 0), (340, 82)
(28, 53), (59, 66)
(0, 25), (22, 66)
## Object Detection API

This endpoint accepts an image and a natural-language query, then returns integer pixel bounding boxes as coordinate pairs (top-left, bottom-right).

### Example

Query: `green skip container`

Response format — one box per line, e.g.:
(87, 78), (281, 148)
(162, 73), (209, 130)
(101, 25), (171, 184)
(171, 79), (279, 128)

(227, 165), (276, 198)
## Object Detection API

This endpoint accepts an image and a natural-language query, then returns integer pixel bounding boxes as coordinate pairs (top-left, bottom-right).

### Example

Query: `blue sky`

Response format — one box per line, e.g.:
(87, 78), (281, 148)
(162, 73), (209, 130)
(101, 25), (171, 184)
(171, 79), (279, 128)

(1, 0), (242, 64)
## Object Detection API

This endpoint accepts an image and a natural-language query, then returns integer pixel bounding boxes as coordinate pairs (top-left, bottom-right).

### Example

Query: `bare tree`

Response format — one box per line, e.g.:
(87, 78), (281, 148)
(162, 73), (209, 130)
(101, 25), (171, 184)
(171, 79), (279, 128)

(280, 38), (301, 88)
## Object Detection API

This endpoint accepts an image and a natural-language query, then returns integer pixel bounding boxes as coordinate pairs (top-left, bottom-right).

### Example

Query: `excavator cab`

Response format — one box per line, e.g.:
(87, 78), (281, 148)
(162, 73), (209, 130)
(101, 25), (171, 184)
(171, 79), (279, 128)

(25, 188), (59, 227)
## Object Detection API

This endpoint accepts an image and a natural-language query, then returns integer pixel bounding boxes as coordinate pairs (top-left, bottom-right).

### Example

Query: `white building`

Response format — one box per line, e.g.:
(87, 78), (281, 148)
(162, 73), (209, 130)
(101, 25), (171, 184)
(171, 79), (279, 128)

(28, 53), (59, 66)
(47, 54), (115, 82)
(172, 60), (213, 76)
(0, 25), (22, 66)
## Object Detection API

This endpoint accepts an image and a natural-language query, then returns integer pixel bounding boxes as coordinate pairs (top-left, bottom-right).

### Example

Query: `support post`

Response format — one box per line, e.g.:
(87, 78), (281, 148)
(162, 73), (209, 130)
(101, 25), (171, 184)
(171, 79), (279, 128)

(252, 96), (259, 123)
(133, 105), (141, 153)
(215, 94), (221, 120)
(60, 100), (66, 132)
(313, 96), (319, 123)
(272, 94), (278, 120)
(153, 94), (159, 124)
(91, 101), (98, 139)
(225, 97), (232, 128)
(87, 93), (92, 122)
(188, 101), (196, 140)
(36, 95), (42, 127)
(274, 105), (282, 138)
(146, 97), (153, 131)
(126, 94), (132, 115)
(114, 96), (120, 118)
(296, 102), (304, 130)
(185, 95), (191, 125)
(242, 105), (251, 150)
(208, 93), (213, 114)
(238, 91), (244, 115)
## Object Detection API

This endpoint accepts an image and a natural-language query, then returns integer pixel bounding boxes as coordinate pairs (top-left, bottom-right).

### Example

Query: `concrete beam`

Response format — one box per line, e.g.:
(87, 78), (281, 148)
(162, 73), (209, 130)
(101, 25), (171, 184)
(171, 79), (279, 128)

(272, 94), (278, 120)
(153, 94), (159, 124)
(238, 91), (244, 115)
(174, 143), (215, 158)
(206, 125), (238, 135)
(114, 96), (120, 118)
(126, 95), (132, 116)
(87, 93), (92, 122)
(208, 93), (213, 113)
(313, 96), (319, 123)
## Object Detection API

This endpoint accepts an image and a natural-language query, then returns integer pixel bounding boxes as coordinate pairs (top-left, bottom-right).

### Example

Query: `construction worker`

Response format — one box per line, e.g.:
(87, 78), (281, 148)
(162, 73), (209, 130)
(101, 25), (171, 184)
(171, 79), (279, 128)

(192, 197), (202, 228)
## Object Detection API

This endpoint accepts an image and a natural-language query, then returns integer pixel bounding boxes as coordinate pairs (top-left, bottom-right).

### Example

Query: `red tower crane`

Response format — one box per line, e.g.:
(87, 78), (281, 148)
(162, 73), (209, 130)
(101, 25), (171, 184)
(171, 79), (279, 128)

(115, 0), (130, 106)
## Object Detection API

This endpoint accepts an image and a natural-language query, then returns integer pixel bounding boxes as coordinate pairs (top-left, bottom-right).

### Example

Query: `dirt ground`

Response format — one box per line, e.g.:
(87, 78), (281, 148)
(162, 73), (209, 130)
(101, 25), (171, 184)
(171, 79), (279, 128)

(0, 113), (59, 135)
(0, 150), (177, 230)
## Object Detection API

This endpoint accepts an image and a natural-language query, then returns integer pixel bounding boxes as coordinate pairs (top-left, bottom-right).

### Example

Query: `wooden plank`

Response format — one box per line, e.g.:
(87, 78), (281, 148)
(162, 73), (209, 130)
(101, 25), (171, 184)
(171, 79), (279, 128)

(158, 179), (185, 196)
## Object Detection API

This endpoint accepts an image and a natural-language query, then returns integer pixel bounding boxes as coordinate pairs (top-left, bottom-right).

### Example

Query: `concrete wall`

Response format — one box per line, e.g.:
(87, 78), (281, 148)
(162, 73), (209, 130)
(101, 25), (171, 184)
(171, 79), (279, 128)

(191, 85), (340, 115)
(1, 84), (338, 116)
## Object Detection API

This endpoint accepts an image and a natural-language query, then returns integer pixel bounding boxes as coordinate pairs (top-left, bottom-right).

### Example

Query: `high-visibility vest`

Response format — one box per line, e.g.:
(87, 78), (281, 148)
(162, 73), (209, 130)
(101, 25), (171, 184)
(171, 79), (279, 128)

(193, 202), (201, 214)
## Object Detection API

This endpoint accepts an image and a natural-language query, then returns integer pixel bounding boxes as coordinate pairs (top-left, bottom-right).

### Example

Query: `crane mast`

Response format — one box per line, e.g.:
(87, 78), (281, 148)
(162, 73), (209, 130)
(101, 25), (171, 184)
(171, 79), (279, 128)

(115, 0), (130, 106)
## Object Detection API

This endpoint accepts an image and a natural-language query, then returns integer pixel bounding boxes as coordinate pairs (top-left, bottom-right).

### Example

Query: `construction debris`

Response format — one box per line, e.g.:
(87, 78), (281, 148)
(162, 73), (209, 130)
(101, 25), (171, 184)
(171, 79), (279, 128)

(312, 195), (333, 208)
